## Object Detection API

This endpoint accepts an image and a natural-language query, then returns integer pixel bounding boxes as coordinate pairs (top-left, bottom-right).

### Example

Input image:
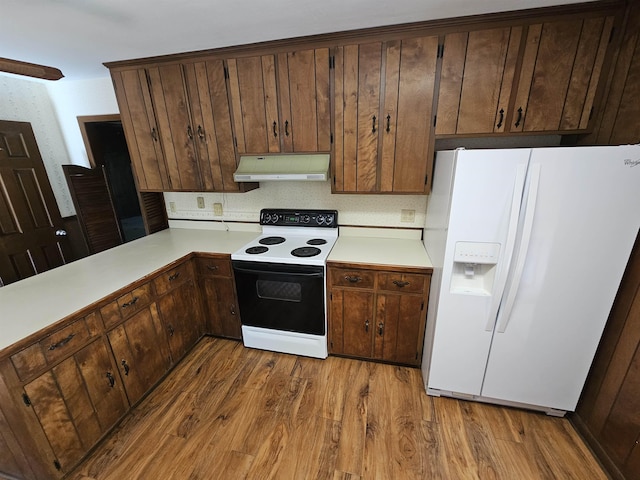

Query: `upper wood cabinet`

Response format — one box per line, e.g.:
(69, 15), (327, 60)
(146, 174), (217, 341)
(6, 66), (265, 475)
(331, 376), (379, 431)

(111, 69), (170, 191)
(437, 14), (615, 135)
(227, 48), (331, 154)
(112, 60), (246, 192)
(333, 36), (439, 194)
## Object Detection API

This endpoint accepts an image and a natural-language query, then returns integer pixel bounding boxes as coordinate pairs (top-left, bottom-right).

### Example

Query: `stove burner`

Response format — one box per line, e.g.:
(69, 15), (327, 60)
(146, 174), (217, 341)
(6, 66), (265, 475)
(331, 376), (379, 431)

(259, 236), (286, 245)
(307, 238), (327, 246)
(291, 246), (321, 258)
(246, 246), (269, 254)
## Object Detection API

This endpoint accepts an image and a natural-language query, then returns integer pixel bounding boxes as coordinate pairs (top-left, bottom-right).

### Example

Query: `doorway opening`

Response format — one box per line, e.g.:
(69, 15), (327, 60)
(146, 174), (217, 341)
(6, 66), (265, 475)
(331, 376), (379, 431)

(78, 115), (145, 242)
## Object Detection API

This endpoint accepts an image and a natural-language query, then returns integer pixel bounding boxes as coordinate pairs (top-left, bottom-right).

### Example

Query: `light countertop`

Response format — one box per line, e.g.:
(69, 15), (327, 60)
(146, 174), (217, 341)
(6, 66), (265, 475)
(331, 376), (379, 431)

(0, 224), (432, 353)
(328, 227), (433, 269)
(0, 227), (259, 352)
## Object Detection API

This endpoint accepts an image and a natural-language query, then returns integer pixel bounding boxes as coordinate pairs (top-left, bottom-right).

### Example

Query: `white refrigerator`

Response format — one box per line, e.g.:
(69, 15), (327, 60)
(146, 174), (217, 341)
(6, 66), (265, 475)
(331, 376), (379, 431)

(421, 145), (640, 415)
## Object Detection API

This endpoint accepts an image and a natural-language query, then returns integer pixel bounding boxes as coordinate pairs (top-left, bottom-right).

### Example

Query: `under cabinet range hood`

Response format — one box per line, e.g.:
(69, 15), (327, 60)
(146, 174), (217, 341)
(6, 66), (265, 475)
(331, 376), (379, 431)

(233, 154), (330, 182)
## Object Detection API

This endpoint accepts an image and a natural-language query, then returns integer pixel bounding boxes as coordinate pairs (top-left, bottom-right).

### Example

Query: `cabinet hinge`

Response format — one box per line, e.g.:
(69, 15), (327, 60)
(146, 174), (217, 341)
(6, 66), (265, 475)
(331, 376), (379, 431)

(223, 65), (229, 79)
(22, 393), (31, 406)
(433, 115), (437, 127)
(329, 56), (335, 69)
(330, 292), (333, 300)
(424, 175), (428, 186)
(421, 301), (424, 311)
(54, 460), (62, 471)
(330, 132), (334, 144)
(437, 44), (444, 58)
(234, 137), (238, 147)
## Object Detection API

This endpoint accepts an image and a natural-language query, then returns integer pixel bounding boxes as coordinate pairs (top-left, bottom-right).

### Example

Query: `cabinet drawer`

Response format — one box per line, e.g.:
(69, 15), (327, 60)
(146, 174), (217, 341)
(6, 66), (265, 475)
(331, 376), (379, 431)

(195, 256), (232, 277)
(154, 262), (191, 296)
(11, 314), (102, 381)
(101, 283), (153, 329)
(329, 268), (375, 289)
(377, 273), (427, 294)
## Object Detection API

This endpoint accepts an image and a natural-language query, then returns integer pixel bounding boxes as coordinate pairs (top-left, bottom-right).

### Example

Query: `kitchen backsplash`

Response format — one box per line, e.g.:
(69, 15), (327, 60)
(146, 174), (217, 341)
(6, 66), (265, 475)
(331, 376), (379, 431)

(164, 181), (427, 228)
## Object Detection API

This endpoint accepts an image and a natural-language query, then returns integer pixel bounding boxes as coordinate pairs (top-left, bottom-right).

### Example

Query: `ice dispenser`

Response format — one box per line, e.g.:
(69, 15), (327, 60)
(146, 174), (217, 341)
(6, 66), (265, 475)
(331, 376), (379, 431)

(450, 242), (500, 296)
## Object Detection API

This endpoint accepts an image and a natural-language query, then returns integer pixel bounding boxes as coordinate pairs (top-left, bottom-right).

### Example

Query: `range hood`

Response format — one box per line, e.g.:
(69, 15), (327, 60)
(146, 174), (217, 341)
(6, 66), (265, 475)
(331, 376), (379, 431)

(233, 154), (330, 182)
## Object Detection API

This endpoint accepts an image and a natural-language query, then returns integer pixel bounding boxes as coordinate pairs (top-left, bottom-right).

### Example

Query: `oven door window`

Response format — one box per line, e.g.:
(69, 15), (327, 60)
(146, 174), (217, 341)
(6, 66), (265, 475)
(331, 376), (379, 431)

(233, 261), (325, 335)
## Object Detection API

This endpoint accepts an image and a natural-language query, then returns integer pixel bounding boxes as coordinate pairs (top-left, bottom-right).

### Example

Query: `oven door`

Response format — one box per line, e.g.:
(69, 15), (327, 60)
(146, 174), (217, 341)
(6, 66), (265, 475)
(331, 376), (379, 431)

(232, 260), (325, 335)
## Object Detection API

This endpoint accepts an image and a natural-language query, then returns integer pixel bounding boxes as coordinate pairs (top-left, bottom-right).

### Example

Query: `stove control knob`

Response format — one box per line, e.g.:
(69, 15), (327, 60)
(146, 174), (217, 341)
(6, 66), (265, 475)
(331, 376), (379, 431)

(301, 214), (310, 224)
(317, 215), (325, 224)
(325, 215), (334, 225)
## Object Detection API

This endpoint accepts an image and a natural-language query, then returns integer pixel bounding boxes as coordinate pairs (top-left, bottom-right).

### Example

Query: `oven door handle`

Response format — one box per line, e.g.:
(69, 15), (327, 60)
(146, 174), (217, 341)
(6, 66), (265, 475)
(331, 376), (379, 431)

(233, 266), (325, 278)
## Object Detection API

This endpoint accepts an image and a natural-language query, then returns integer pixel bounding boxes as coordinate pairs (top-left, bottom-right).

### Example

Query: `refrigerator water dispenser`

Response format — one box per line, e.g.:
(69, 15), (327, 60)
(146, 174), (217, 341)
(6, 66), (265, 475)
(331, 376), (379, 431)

(450, 242), (500, 296)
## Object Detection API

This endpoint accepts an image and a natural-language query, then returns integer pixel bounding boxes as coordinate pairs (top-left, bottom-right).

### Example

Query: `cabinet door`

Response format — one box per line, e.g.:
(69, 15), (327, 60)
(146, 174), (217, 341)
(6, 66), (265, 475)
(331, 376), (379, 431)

(107, 305), (171, 405)
(334, 42), (383, 192)
(380, 36), (438, 193)
(183, 60), (240, 192)
(512, 16), (613, 132)
(200, 275), (241, 339)
(23, 338), (128, 474)
(276, 48), (331, 152)
(329, 289), (374, 357)
(156, 280), (202, 361)
(227, 55), (280, 154)
(436, 27), (522, 135)
(111, 69), (169, 191)
(147, 64), (202, 190)
(374, 293), (426, 366)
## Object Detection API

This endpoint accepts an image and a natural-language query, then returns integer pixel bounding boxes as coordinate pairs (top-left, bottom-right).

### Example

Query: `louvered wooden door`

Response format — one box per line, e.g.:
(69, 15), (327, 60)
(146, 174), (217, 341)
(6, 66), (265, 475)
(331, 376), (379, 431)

(0, 120), (70, 286)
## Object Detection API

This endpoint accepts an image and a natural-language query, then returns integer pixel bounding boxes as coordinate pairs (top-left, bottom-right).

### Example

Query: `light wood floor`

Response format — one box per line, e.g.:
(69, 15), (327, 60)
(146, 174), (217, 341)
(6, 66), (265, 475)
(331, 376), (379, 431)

(69, 337), (607, 479)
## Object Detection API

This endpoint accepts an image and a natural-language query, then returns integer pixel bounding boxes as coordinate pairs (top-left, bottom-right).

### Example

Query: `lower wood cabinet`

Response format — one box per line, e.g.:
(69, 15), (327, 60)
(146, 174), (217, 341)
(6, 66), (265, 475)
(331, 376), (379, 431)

(23, 338), (129, 474)
(107, 305), (172, 406)
(195, 254), (242, 339)
(328, 263), (431, 366)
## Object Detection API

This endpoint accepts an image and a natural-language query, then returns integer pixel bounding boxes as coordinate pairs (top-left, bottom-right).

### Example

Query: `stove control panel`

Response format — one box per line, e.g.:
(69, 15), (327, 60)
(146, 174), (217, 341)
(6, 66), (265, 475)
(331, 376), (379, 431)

(260, 209), (338, 228)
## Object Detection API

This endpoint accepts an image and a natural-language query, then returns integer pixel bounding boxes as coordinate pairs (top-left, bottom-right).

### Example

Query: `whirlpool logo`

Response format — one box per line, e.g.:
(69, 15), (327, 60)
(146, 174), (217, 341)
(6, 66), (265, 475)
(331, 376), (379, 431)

(624, 158), (640, 168)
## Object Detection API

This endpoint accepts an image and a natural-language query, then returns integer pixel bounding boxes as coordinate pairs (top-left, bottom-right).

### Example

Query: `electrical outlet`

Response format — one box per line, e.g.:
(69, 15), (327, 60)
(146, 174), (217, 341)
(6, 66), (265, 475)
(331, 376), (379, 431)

(197, 196), (205, 209)
(213, 203), (223, 216)
(169, 202), (176, 213)
(401, 209), (415, 223)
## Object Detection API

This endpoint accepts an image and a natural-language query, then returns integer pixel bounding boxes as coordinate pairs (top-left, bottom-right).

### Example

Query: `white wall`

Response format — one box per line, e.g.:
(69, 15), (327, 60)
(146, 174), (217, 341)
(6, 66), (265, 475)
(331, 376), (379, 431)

(165, 183), (428, 229)
(0, 73), (76, 216)
(45, 77), (119, 167)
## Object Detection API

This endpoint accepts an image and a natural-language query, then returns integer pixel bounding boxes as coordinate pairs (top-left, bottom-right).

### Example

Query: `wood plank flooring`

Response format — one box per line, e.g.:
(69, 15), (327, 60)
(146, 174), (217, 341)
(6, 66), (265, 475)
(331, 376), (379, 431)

(69, 337), (607, 479)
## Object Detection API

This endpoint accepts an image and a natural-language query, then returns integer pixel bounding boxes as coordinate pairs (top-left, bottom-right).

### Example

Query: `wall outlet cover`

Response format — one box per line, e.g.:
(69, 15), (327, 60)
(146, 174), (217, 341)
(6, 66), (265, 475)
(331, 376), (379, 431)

(213, 203), (223, 216)
(197, 196), (205, 209)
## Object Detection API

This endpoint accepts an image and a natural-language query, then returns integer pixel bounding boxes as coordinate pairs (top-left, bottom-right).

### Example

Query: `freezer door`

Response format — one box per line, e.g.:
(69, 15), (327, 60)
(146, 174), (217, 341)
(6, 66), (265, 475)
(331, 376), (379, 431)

(481, 145), (640, 411)
(427, 148), (531, 395)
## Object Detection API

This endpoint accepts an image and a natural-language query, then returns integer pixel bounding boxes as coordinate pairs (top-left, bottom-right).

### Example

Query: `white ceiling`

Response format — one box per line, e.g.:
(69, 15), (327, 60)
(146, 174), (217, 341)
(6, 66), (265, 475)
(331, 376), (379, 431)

(1, 0), (595, 80)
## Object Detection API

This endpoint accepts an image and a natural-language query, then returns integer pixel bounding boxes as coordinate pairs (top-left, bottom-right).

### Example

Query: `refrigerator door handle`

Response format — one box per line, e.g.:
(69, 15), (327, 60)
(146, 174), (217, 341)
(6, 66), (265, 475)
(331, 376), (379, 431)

(496, 163), (541, 333)
(485, 163), (528, 332)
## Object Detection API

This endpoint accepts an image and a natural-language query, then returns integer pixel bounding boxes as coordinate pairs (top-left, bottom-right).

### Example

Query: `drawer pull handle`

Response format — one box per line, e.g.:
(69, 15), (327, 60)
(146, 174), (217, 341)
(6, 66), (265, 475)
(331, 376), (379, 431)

(49, 333), (75, 351)
(169, 272), (180, 281)
(365, 320), (369, 332)
(207, 265), (219, 271)
(496, 108), (504, 128)
(121, 359), (130, 376)
(392, 280), (410, 288)
(122, 297), (139, 308)
(344, 275), (361, 283)
(284, 120), (290, 137)
(168, 325), (175, 337)
(378, 322), (384, 336)
(514, 107), (523, 128)
(273, 121), (278, 138)
(106, 371), (115, 388)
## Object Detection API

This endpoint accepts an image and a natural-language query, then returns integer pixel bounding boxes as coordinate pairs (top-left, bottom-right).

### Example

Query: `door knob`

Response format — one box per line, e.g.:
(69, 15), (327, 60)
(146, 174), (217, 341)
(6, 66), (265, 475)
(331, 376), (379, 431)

(55, 229), (67, 236)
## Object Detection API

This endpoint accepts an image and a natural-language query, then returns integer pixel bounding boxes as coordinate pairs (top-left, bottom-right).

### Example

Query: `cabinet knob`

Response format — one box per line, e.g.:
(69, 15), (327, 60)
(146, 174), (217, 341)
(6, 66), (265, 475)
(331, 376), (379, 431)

(197, 125), (205, 140)
(378, 322), (384, 336)
(168, 324), (175, 337)
(106, 371), (116, 388)
(365, 319), (369, 332)
(230, 304), (236, 315)
(344, 275), (361, 283)
(121, 359), (130, 376)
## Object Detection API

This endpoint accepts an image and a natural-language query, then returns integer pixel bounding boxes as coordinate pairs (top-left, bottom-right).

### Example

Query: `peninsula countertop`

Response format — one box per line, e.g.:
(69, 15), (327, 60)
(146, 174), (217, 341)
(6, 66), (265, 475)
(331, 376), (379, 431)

(0, 225), (259, 352)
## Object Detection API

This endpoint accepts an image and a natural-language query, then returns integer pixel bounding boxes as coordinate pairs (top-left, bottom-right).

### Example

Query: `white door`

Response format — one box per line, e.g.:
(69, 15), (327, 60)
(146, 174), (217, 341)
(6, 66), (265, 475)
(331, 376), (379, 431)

(427, 148), (531, 395)
(481, 145), (640, 411)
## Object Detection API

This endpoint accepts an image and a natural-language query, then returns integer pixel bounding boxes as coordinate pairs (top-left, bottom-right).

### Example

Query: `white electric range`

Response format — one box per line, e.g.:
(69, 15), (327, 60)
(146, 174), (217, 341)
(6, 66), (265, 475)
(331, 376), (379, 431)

(230, 209), (338, 358)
